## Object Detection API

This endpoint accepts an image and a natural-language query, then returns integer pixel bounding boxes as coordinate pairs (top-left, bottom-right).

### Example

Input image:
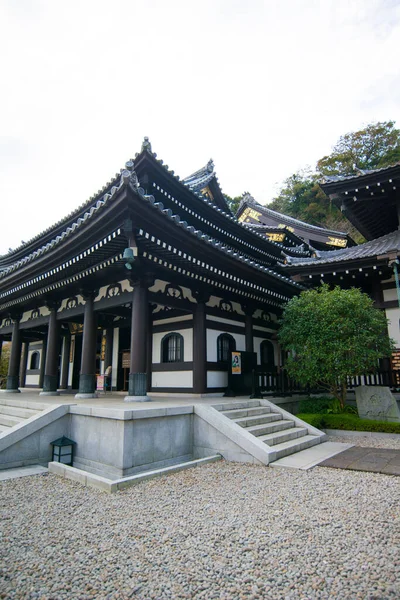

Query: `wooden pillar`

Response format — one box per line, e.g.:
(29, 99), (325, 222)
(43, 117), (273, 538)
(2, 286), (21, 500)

(39, 337), (47, 388)
(19, 342), (29, 388)
(41, 304), (61, 395)
(104, 327), (113, 370)
(245, 314), (254, 353)
(60, 334), (71, 390)
(7, 317), (22, 392)
(125, 281), (150, 400)
(76, 293), (98, 397)
(193, 301), (207, 395)
(146, 308), (153, 393)
(0, 336), (3, 362)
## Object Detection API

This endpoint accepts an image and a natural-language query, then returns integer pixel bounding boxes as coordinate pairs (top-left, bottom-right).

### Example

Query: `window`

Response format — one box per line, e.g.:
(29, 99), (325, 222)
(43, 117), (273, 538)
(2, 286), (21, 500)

(217, 333), (236, 363)
(161, 333), (184, 363)
(260, 340), (275, 368)
(30, 351), (40, 370)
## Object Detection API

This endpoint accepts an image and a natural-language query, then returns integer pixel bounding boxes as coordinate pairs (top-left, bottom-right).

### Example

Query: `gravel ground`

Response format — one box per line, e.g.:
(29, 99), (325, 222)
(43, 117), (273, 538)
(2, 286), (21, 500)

(1, 441), (400, 600)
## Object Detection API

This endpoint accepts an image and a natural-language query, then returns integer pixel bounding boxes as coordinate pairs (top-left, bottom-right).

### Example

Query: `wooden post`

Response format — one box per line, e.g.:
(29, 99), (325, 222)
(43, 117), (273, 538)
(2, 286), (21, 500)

(41, 304), (61, 395)
(7, 316), (22, 392)
(76, 292), (98, 397)
(125, 281), (149, 400)
(193, 300), (207, 395)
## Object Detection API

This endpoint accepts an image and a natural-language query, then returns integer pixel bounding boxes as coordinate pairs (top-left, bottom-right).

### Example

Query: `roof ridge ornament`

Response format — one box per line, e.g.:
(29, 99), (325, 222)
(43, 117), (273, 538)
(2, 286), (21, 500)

(207, 159), (214, 173)
(141, 136), (152, 153)
(121, 160), (140, 191)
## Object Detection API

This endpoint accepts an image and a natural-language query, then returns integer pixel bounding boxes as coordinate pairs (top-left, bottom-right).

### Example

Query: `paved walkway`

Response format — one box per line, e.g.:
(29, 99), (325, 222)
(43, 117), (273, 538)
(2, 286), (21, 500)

(319, 446), (400, 476)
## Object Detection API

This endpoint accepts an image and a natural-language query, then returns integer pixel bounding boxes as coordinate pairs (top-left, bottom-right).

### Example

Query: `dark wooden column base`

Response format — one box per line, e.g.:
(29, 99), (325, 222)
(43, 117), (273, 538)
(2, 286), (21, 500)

(41, 375), (60, 395)
(6, 376), (21, 392)
(78, 373), (97, 395)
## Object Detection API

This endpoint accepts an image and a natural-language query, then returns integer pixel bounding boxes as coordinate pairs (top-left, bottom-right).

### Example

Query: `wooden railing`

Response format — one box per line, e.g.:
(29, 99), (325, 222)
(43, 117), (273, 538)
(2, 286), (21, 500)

(251, 368), (400, 398)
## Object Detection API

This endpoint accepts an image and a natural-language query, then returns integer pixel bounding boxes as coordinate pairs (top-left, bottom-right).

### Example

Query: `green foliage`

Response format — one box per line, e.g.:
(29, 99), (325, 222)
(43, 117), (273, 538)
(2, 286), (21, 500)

(298, 396), (333, 414)
(279, 285), (394, 410)
(266, 121), (399, 240)
(224, 195), (242, 215)
(317, 121), (400, 176)
(296, 414), (325, 429)
(298, 412), (400, 434)
(0, 344), (10, 389)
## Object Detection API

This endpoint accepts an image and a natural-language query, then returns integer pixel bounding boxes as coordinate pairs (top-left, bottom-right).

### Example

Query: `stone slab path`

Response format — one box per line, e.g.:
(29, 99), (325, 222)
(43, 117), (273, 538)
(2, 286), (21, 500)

(319, 446), (400, 475)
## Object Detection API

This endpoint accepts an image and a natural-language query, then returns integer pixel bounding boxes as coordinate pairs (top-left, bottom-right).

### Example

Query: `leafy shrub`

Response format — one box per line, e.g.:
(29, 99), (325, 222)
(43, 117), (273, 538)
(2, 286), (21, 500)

(296, 414), (325, 429)
(298, 396), (334, 414)
(298, 412), (400, 434)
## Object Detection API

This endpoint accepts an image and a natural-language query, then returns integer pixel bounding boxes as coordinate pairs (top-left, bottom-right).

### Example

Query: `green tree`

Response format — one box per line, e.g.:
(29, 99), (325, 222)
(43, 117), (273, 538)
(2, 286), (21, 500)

(317, 121), (400, 176)
(0, 343), (10, 389)
(278, 285), (394, 410)
(224, 195), (242, 215)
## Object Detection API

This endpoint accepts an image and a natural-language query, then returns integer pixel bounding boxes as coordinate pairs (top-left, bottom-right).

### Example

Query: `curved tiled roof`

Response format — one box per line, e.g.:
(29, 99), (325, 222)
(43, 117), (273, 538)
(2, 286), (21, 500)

(284, 229), (400, 267)
(320, 162), (400, 185)
(238, 193), (347, 237)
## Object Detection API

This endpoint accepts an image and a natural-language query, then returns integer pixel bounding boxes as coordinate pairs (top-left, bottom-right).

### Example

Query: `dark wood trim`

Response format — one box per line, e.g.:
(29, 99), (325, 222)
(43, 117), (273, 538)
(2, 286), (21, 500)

(153, 321), (193, 334)
(205, 305), (245, 322)
(152, 361), (193, 372)
(376, 300), (399, 309)
(19, 316), (50, 330)
(206, 320), (245, 335)
(252, 318), (279, 330)
(26, 369), (41, 375)
(24, 384), (40, 388)
(93, 291), (132, 312)
(381, 281), (396, 290)
(252, 328), (274, 339)
(206, 362), (229, 371)
(57, 305), (85, 321)
(206, 387), (227, 393)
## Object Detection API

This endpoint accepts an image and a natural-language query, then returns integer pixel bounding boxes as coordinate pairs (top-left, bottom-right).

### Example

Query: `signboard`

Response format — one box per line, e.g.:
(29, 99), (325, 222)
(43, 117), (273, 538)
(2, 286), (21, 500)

(232, 351), (242, 375)
(266, 232), (286, 242)
(100, 336), (106, 361)
(96, 375), (105, 391)
(122, 352), (131, 369)
(327, 236), (347, 248)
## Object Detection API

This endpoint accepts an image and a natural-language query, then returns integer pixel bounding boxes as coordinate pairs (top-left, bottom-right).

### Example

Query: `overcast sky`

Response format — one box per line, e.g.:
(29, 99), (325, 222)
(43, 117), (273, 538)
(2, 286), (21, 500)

(1, 0), (399, 255)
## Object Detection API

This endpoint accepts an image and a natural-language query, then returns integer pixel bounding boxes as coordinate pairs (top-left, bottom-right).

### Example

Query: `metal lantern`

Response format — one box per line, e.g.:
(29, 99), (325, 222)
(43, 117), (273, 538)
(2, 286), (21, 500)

(50, 436), (76, 466)
(123, 247), (135, 270)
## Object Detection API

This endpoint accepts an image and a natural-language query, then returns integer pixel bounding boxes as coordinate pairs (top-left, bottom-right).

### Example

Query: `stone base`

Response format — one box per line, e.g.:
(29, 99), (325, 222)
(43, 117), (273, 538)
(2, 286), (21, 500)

(78, 373), (96, 396)
(128, 373), (148, 397)
(124, 395), (152, 402)
(75, 392), (99, 399)
(40, 391), (60, 396)
(1, 388), (21, 393)
(42, 374), (59, 394)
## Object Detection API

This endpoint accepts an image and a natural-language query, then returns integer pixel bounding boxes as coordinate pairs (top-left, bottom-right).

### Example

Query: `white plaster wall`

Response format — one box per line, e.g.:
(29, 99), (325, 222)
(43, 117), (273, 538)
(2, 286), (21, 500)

(152, 329), (193, 363)
(207, 315), (244, 327)
(152, 371), (193, 388)
(153, 315), (193, 326)
(386, 307), (400, 347)
(59, 295), (85, 311)
(207, 371), (228, 388)
(112, 328), (119, 388)
(20, 305), (50, 323)
(206, 329), (246, 361)
(25, 374), (40, 385)
(383, 288), (397, 302)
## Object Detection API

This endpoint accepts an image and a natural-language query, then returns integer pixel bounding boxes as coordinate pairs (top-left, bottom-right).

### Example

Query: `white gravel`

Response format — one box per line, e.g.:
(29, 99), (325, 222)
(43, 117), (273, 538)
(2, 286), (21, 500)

(1, 439), (400, 600)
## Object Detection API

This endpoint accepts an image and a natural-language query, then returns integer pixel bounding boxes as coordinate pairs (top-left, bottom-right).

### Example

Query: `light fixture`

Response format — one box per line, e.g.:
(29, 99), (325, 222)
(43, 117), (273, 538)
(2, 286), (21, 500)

(50, 436), (76, 466)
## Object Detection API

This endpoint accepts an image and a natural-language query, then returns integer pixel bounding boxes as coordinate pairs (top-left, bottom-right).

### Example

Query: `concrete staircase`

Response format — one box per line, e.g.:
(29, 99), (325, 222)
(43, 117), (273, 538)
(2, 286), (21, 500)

(0, 398), (48, 433)
(215, 399), (323, 461)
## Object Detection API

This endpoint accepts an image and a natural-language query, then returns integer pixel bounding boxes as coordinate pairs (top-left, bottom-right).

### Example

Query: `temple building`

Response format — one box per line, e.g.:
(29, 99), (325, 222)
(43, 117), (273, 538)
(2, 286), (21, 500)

(0, 139), (312, 399)
(1, 139), (399, 400)
(284, 163), (400, 367)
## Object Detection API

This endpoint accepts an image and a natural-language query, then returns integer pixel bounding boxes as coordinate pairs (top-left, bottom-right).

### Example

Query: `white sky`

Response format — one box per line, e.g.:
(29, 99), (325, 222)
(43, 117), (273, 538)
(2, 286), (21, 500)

(1, 0), (400, 255)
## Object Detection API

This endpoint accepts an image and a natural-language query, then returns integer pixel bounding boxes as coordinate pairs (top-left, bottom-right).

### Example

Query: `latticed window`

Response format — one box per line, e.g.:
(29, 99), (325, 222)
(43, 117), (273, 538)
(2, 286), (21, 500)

(161, 333), (184, 363)
(217, 333), (236, 363)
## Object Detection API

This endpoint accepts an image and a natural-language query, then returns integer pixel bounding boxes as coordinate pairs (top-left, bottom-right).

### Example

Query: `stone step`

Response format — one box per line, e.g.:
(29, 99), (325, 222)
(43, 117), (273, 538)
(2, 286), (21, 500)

(0, 424), (9, 433)
(233, 412), (282, 428)
(0, 399), (50, 411)
(220, 406), (271, 419)
(0, 414), (25, 427)
(212, 400), (261, 412)
(0, 405), (41, 419)
(272, 435), (321, 460)
(246, 419), (296, 437)
(258, 427), (309, 446)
